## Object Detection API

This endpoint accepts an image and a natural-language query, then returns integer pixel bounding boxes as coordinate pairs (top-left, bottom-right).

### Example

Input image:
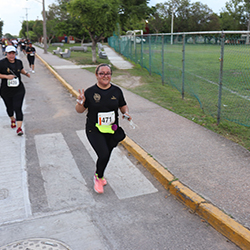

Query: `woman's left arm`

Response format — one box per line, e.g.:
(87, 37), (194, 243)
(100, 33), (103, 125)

(119, 105), (132, 121)
(21, 69), (30, 78)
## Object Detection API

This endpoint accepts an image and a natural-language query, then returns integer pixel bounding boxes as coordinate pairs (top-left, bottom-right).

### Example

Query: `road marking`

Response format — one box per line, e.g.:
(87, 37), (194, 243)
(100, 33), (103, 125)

(35, 133), (94, 210)
(76, 130), (158, 199)
(0, 100), (31, 224)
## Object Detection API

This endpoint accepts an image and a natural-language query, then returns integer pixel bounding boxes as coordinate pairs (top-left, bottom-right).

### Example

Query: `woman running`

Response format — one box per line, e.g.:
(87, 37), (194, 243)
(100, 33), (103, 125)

(0, 45), (30, 135)
(76, 63), (132, 194)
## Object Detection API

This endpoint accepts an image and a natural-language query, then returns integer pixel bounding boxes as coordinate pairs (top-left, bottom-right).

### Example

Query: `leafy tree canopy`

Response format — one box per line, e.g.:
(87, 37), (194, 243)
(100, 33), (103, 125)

(67, 0), (120, 62)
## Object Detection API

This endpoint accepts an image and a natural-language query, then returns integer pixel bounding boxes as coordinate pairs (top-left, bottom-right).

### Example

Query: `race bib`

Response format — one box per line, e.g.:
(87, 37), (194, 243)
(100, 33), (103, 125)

(7, 77), (19, 87)
(98, 111), (115, 126)
(30, 53), (34, 56)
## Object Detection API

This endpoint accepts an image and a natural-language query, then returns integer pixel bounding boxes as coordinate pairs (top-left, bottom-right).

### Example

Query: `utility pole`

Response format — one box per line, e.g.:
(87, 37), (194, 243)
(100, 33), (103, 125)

(25, 0), (47, 53)
(42, 0), (47, 54)
(24, 8), (29, 39)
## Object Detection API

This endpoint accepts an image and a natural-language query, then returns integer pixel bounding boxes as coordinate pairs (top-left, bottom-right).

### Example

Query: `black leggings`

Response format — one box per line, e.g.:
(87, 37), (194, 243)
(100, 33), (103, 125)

(27, 56), (35, 67)
(1, 91), (25, 121)
(86, 129), (115, 178)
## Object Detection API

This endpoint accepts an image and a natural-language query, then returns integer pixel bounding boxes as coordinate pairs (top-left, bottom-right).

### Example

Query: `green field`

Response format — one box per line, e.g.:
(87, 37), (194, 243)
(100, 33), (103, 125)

(123, 42), (250, 127)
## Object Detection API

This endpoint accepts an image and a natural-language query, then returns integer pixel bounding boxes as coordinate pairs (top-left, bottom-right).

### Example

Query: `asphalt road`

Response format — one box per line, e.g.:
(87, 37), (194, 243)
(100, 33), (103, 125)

(0, 50), (240, 249)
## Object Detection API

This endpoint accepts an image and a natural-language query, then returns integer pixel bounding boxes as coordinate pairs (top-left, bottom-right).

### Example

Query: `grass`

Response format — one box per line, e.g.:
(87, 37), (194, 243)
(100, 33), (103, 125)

(47, 43), (109, 65)
(47, 43), (250, 151)
(130, 43), (250, 127)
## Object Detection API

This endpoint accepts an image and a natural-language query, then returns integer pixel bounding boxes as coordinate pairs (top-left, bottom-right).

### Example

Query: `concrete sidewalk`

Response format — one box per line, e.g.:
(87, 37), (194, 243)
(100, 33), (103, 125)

(35, 45), (250, 249)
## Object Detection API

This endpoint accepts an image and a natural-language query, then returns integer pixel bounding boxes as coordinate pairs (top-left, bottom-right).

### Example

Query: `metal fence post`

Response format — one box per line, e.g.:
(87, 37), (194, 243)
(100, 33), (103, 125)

(135, 39), (137, 64)
(141, 35), (143, 68)
(217, 31), (225, 125)
(149, 35), (152, 75)
(162, 35), (164, 85)
(129, 37), (132, 61)
(182, 34), (186, 100)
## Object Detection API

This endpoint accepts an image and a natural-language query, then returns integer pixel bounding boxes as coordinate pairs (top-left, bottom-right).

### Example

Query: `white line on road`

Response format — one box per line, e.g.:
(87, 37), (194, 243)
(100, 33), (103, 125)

(35, 133), (94, 211)
(0, 99), (31, 224)
(76, 130), (158, 199)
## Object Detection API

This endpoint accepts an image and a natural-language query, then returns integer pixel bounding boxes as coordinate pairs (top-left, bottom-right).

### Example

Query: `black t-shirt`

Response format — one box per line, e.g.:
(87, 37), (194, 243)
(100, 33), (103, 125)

(21, 41), (25, 47)
(26, 46), (36, 57)
(84, 83), (126, 130)
(0, 58), (25, 98)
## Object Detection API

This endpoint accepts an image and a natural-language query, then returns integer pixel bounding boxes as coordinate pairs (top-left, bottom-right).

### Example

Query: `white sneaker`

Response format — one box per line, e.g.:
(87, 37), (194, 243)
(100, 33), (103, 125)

(32, 70), (35, 73)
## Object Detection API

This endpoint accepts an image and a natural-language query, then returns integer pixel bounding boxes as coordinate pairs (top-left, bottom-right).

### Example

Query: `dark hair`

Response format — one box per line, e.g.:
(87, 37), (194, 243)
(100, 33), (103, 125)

(95, 63), (112, 75)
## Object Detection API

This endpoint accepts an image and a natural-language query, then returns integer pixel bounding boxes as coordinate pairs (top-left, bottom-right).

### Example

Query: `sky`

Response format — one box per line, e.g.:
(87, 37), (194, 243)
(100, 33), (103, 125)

(1, 0), (228, 36)
(1, 0), (55, 36)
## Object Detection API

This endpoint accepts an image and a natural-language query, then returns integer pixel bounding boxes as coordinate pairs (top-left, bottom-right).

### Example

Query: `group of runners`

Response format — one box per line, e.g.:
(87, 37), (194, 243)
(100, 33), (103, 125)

(0, 41), (131, 194)
(0, 38), (36, 73)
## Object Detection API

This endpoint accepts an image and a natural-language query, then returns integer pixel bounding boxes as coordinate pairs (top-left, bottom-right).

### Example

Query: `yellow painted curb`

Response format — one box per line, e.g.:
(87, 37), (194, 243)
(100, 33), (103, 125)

(197, 203), (250, 250)
(121, 136), (175, 190)
(37, 53), (250, 249)
(121, 136), (250, 249)
(168, 180), (205, 211)
(36, 54), (79, 98)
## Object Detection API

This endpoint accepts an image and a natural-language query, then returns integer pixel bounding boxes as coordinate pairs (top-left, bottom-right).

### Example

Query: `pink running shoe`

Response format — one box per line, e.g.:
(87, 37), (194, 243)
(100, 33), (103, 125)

(93, 175), (104, 194)
(100, 177), (107, 186)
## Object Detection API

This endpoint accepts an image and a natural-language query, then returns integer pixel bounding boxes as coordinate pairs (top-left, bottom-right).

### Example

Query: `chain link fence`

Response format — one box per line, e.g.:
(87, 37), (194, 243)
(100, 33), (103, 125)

(108, 31), (250, 127)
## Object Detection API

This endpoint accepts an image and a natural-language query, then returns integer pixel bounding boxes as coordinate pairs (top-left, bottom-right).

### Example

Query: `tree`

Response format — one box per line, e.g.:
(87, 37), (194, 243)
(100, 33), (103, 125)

(68, 0), (120, 63)
(0, 20), (3, 38)
(46, 19), (57, 44)
(149, 0), (221, 34)
(47, 0), (89, 43)
(219, 11), (239, 30)
(119, 0), (152, 33)
(174, 0), (192, 32)
(33, 20), (43, 42)
(4, 33), (16, 39)
(148, 6), (167, 33)
(220, 0), (245, 30)
(189, 2), (214, 31)
(19, 20), (37, 40)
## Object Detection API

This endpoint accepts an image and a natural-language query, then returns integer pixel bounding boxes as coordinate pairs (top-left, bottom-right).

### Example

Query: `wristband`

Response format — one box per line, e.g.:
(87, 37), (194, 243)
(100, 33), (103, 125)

(123, 113), (130, 119)
(76, 99), (84, 105)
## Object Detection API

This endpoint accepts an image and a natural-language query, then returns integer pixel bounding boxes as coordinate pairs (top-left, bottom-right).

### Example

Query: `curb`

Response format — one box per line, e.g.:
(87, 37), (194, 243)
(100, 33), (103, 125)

(121, 137), (250, 250)
(36, 52), (250, 250)
(36, 54), (79, 98)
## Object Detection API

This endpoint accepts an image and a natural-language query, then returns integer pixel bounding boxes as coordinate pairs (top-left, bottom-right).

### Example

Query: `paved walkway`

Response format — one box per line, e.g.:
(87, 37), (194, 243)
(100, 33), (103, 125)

(1, 45), (250, 249)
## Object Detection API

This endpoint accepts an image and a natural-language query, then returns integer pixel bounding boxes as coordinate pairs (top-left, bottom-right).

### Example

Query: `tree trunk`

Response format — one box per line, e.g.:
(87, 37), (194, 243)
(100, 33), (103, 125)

(81, 35), (85, 46)
(91, 40), (97, 63)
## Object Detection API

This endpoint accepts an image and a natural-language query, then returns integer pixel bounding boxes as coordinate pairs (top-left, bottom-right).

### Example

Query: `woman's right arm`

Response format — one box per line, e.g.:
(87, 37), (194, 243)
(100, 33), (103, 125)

(0, 74), (14, 80)
(75, 88), (86, 113)
(75, 102), (86, 113)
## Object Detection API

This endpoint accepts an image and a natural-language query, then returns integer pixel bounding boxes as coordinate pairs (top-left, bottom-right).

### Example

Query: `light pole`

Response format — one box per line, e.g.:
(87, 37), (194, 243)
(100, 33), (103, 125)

(26, 0), (47, 54)
(171, 8), (174, 45)
(24, 8), (29, 39)
(42, 0), (47, 53)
